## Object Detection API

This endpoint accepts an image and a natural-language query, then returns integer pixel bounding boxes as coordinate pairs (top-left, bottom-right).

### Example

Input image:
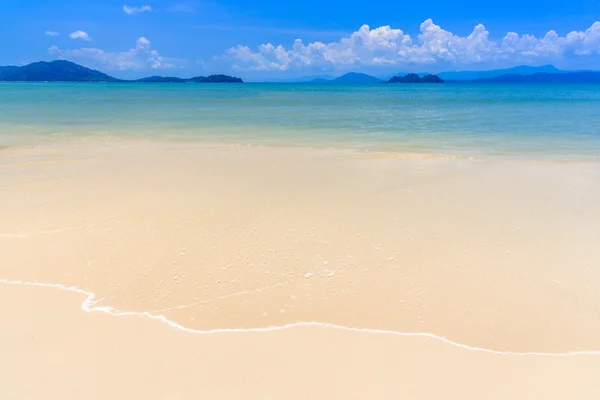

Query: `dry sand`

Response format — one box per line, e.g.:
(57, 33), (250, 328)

(1, 137), (600, 398)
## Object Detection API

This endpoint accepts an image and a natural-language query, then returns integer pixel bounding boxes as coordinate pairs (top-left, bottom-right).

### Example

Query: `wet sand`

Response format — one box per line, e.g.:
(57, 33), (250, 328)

(2, 284), (600, 399)
(1, 137), (600, 397)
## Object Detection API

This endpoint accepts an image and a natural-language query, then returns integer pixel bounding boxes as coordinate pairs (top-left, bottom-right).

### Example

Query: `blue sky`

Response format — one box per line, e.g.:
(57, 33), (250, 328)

(1, 0), (600, 79)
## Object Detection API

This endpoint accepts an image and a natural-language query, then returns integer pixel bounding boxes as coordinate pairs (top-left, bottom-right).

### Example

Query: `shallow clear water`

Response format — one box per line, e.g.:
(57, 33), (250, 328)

(1, 82), (600, 160)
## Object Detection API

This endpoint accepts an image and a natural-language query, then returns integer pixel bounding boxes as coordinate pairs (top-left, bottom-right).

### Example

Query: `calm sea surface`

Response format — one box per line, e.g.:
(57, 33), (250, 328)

(1, 82), (599, 160)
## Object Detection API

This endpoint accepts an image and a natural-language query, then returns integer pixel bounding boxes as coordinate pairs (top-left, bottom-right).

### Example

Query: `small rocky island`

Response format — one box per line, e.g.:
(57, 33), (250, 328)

(387, 73), (444, 83)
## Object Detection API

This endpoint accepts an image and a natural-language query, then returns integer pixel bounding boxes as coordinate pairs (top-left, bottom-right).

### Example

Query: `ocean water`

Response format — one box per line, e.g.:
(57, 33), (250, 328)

(1, 82), (599, 160)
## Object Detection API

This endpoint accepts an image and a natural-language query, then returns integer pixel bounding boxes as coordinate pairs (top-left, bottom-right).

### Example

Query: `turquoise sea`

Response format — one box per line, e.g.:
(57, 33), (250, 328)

(1, 82), (599, 161)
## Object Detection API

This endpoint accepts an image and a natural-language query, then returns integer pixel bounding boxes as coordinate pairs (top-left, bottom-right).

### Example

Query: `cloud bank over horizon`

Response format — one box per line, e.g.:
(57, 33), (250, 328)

(42, 18), (600, 76)
(223, 19), (600, 72)
(49, 37), (182, 70)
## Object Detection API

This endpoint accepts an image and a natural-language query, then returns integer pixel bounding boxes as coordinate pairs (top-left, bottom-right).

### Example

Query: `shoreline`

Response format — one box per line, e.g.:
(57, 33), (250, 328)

(1, 134), (599, 165)
(2, 277), (600, 357)
(3, 282), (600, 400)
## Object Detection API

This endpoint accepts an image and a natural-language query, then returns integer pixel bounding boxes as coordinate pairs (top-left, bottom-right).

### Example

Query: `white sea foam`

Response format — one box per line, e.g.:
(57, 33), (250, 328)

(1, 277), (600, 357)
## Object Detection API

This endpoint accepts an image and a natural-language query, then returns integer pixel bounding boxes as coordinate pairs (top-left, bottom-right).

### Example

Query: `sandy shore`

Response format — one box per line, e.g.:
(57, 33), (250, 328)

(1, 137), (600, 397)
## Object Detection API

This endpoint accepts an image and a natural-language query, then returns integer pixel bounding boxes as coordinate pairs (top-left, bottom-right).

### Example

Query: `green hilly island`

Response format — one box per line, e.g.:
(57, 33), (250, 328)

(0, 60), (243, 83)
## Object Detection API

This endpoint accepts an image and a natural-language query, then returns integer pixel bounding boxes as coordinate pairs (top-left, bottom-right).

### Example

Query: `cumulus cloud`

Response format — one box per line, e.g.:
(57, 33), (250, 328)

(69, 30), (92, 41)
(45, 31), (60, 37)
(49, 37), (182, 70)
(123, 5), (152, 15)
(223, 20), (600, 71)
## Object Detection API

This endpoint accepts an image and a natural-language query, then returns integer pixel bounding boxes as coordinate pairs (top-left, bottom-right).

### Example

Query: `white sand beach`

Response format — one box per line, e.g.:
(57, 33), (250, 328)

(2, 138), (600, 398)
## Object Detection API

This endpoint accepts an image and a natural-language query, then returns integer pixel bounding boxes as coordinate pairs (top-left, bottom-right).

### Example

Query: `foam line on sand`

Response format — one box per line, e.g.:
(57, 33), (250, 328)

(3, 278), (600, 357)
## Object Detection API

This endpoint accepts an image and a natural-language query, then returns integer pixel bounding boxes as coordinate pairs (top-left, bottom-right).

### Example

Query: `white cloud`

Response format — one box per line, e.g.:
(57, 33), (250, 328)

(45, 31), (60, 37)
(223, 20), (600, 71)
(49, 37), (182, 70)
(69, 30), (92, 41)
(123, 5), (152, 15)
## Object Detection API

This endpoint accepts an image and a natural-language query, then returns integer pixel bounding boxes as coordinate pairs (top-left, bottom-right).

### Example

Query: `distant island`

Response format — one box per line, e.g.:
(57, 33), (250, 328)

(4, 60), (600, 85)
(454, 71), (600, 84)
(394, 65), (600, 84)
(268, 65), (600, 83)
(387, 73), (444, 83)
(0, 60), (243, 83)
(135, 74), (243, 83)
(309, 72), (383, 84)
(435, 65), (562, 81)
